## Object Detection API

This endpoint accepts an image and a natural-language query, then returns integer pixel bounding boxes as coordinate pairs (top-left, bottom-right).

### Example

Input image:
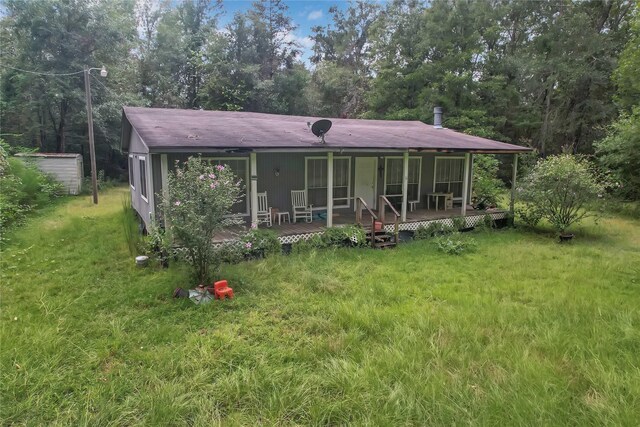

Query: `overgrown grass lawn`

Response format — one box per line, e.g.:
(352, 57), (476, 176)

(2, 188), (639, 425)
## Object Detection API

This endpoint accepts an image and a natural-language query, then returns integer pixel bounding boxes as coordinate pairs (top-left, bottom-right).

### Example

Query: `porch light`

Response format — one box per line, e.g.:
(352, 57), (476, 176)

(273, 167), (280, 177)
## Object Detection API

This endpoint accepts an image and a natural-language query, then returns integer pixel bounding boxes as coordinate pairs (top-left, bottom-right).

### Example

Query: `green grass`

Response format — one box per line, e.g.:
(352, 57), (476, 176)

(2, 187), (639, 425)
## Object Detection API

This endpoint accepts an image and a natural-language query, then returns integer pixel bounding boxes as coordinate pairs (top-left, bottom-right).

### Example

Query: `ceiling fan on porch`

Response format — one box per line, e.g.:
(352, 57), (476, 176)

(308, 119), (332, 144)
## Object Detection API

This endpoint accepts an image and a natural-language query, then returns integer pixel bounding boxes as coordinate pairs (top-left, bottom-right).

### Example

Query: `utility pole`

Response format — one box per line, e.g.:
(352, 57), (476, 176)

(84, 65), (99, 204)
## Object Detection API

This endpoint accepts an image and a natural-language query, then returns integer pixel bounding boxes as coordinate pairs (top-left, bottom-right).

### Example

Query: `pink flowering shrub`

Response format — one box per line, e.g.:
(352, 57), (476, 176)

(159, 157), (243, 284)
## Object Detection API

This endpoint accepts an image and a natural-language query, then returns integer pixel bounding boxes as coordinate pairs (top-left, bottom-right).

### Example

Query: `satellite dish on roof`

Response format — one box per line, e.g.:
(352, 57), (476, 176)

(311, 119), (332, 143)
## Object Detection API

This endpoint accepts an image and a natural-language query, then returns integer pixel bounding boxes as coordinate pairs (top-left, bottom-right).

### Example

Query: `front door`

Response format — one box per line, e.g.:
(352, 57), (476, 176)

(354, 157), (377, 210)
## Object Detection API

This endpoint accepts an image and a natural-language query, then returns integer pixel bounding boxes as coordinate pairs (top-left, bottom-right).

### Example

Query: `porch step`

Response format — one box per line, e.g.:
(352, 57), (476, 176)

(376, 241), (397, 249)
(365, 230), (397, 249)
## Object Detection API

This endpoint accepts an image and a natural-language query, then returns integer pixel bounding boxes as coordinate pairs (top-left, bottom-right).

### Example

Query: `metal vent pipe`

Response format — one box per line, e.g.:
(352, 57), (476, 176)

(433, 106), (443, 129)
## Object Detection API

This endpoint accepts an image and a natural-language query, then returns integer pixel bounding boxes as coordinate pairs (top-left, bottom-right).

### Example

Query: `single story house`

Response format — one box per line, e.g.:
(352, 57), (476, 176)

(122, 107), (531, 243)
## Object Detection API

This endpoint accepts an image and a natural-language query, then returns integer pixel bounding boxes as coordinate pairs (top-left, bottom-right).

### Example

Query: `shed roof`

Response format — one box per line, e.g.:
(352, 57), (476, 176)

(122, 107), (531, 154)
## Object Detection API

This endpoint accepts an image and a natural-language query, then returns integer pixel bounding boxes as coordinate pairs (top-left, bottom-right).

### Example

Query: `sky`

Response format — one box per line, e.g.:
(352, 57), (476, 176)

(217, 1), (352, 63)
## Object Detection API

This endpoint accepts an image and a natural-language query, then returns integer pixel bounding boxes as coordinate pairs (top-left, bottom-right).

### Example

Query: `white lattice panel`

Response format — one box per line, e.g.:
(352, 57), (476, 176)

(278, 232), (323, 244)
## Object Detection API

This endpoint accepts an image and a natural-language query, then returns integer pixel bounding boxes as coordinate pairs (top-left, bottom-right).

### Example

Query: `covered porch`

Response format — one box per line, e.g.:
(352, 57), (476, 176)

(243, 151), (520, 239)
(214, 205), (509, 244)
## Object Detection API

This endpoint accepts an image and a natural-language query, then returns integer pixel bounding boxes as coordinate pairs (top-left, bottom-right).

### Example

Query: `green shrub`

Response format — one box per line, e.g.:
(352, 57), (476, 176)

(452, 216), (466, 230)
(482, 213), (495, 229)
(241, 228), (281, 258)
(433, 233), (477, 255)
(320, 225), (367, 248)
(0, 147), (64, 234)
(414, 222), (455, 240)
(215, 241), (245, 264)
(472, 154), (504, 208)
(516, 206), (544, 228)
(292, 225), (366, 253)
(517, 154), (607, 234)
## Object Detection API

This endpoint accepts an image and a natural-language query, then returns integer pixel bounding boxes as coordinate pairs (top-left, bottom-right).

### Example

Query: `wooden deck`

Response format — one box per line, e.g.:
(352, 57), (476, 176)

(214, 206), (506, 243)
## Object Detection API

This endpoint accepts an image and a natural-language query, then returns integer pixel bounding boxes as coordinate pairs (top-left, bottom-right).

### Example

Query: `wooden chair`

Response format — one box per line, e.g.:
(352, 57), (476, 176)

(257, 192), (272, 227)
(291, 190), (313, 223)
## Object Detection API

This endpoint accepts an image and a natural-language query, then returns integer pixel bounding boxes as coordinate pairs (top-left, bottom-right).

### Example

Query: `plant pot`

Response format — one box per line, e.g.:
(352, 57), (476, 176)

(559, 233), (574, 242)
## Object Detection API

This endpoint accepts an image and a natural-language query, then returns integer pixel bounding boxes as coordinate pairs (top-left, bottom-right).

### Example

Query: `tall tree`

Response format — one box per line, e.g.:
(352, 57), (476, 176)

(310, 0), (381, 117)
(0, 0), (138, 166)
(202, 0), (309, 114)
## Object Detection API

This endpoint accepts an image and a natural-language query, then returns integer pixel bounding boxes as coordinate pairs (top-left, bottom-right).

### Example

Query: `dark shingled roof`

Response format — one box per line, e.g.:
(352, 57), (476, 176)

(122, 107), (531, 153)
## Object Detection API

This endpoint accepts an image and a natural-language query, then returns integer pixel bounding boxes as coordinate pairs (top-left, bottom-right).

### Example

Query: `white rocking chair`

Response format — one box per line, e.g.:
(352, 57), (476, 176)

(257, 192), (272, 227)
(291, 190), (313, 223)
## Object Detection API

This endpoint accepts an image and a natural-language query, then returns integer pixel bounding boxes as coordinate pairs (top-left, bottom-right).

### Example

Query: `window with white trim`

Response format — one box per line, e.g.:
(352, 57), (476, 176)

(206, 157), (249, 215)
(139, 157), (148, 200)
(434, 157), (465, 198)
(305, 157), (351, 208)
(128, 155), (135, 189)
(384, 157), (421, 201)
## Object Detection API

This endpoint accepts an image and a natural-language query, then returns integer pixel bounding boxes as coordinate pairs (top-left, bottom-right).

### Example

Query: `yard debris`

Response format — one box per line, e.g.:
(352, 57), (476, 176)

(173, 286), (214, 305)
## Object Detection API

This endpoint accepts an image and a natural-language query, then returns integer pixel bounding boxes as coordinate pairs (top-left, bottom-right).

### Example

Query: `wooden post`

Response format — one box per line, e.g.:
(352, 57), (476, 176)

(401, 151), (409, 222)
(250, 152), (258, 227)
(160, 154), (169, 228)
(468, 154), (474, 206)
(326, 152), (333, 228)
(510, 153), (518, 215)
(83, 65), (98, 204)
(160, 154), (169, 201)
(460, 153), (471, 216)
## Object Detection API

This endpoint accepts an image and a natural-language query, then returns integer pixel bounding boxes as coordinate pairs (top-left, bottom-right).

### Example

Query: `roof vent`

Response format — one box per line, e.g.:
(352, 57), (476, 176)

(434, 107), (443, 129)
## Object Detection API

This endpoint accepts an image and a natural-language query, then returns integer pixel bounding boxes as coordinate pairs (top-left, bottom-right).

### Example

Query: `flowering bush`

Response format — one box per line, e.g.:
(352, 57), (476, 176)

(517, 154), (606, 234)
(159, 157), (243, 284)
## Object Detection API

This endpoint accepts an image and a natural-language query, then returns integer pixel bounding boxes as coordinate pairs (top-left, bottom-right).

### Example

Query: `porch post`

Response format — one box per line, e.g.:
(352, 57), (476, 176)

(160, 154), (169, 227)
(510, 153), (518, 215)
(460, 153), (471, 216)
(250, 152), (258, 227)
(401, 151), (409, 222)
(468, 154), (474, 206)
(326, 152), (333, 228)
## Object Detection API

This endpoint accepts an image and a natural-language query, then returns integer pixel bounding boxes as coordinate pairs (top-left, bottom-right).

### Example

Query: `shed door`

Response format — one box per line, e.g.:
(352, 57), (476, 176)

(354, 157), (377, 210)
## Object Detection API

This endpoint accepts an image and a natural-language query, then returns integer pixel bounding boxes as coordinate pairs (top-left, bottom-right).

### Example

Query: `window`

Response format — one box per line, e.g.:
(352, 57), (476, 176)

(384, 157), (421, 201)
(434, 157), (465, 198)
(305, 157), (351, 208)
(206, 157), (249, 215)
(128, 155), (135, 189)
(139, 157), (148, 201)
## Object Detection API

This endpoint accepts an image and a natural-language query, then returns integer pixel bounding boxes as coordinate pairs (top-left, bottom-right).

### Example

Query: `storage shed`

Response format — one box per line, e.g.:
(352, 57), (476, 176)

(15, 153), (83, 195)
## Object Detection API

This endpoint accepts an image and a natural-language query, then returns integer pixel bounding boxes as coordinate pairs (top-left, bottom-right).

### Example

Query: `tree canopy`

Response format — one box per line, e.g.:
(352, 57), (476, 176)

(0, 0), (636, 186)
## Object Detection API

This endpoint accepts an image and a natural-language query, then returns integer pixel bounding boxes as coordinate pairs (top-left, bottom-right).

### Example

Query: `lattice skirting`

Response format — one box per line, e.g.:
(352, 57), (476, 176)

(384, 211), (508, 232)
(278, 232), (324, 245)
(276, 212), (508, 244)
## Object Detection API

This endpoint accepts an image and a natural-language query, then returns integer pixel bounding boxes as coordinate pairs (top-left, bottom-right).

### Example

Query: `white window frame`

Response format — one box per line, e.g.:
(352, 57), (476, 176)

(203, 156), (250, 216)
(383, 156), (422, 199)
(304, 156), (351, 209)
(139, 156), (148, 202)
(433, 156), (465, 200)
(128, 154), (135, 190)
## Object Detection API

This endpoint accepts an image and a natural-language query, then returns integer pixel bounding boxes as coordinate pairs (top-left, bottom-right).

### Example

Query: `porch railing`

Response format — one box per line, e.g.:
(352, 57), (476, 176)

(378, 195), (400, 245)
(355, 197), (379, 248)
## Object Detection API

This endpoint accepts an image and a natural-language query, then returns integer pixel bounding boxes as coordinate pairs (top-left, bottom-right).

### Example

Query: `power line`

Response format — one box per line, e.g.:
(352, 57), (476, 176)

(0, 64), (86, 76)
